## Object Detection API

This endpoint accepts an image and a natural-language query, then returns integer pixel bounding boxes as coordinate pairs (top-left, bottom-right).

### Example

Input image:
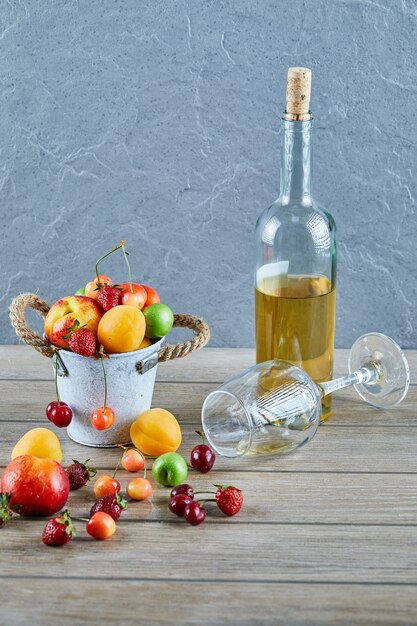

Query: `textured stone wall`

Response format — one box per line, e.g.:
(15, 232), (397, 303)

(1, 0), (416, 347)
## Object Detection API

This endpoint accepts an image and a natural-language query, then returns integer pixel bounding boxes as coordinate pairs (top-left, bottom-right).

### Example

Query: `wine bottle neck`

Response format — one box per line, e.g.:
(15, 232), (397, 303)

(279, 119), (312, 203)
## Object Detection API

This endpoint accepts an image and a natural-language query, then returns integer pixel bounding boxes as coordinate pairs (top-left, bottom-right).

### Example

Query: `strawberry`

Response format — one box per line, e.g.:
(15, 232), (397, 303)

(96, 286), (121, 311)
(68, 328), (97, 357)
(90, 493), (127, 521)
(66, 459), (97, 490)
(215, 485), (243, 517)
(0, 493), (12, 527)
(42, 510), (75, 546)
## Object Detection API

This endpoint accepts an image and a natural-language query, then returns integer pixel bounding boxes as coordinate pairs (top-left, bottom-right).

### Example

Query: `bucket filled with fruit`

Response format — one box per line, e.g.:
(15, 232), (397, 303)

(9, 241), (210, 447)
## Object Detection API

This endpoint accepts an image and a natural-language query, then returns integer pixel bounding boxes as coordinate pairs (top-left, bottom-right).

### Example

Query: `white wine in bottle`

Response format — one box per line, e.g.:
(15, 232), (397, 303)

(255, 68), (336, 420)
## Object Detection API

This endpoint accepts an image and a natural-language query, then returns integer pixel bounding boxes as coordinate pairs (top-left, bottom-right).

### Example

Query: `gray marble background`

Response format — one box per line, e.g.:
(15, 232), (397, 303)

(1, 0), (416, 347)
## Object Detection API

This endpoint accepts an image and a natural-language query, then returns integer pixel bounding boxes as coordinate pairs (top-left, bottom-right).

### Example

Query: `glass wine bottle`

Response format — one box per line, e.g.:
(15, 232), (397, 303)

(255, 67), (337, 420)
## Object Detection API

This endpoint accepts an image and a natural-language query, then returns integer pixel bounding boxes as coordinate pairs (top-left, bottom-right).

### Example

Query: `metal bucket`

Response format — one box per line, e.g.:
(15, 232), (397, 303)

(10, 293), (211, 449)
(54, 337), (165, 447)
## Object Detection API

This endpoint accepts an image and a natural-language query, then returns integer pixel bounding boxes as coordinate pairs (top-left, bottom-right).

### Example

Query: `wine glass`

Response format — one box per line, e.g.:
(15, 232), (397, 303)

(201, 333), (410, 458)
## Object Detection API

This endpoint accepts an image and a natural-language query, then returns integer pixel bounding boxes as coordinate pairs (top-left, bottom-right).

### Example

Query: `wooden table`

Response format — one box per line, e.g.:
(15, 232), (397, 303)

(1, 346), (416, 625)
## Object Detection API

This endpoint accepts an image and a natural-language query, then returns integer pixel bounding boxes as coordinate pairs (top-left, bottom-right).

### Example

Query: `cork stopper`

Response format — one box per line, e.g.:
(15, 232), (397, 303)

(284, 67), (312, 120)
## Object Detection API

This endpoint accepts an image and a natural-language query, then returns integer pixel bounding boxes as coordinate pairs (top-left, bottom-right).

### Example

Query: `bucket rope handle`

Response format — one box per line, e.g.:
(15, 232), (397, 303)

(9, 293), (210, 363)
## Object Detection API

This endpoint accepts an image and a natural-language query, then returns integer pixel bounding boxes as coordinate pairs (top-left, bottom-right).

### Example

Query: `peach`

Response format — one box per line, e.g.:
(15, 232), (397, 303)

(44, 296), (103, 349)
(97, 305), (145, 353)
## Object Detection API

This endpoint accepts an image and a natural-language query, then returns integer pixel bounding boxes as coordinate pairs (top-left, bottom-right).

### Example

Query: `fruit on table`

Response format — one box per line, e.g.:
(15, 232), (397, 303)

(215, 486), (243, 517)
(85, 274), (112, 300)
(97, 305), (145, 353)
(90, 406), (115, 431)
(119, 282), (147, 309)
(68, 328), (97, 357)
(126, 477), (153, 500)
(121, 448), (145, 472)
(66, 459), (97, 490)
(184, 501), (206, 526)
(42, 510), (75, 547)
(86, 511), (116, 540)
(141, 284), (160, 307)
(46, 401), (73, 428)
(1, 455), (69, 517)
(97, 286), (122, 312)
(44, 296), (103, 349)
(75, 287), (85, 296)
(130, 408), (182, 457)
(90, 494), (127, 521)
(190, 444), (215, 474)
(12, 428), (63, 462)
(152, 452), (188, 487)
(169, 494), (193, 517)
(170, 483), (194, 499)
(94, 474), (121, 498)
(143, 303), (174, 339)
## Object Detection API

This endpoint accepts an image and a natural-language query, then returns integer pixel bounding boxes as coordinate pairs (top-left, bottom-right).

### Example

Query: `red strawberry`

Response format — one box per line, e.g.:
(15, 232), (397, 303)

(42, 510), (75, 546)
(90, 493), (127, 521)
(96, 286), (121, 311)
(215, 485), (243, 517)
(68, 328), (97, 357)
(66, 459), (97, 490)
(0, 493), (12, 527)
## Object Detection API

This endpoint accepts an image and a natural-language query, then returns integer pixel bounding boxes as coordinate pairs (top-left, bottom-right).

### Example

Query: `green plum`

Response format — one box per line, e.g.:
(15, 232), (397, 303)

(143, 303), (174, 339)
(152, 452), (188, 487)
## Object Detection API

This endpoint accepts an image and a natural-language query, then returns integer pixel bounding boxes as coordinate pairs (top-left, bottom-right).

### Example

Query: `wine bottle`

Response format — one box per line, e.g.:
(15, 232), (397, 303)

(255, 67), (337, 420)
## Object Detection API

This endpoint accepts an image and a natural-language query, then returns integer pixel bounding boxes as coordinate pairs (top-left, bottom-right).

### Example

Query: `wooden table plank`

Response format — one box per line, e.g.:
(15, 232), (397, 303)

(1, 345), (415, 382)
(0, 379), (415, 427)
(2, 522), (417, 583)
(2, 419), (417, 474)
(2, 580), (417, 626)
(1, 468), (415, 526)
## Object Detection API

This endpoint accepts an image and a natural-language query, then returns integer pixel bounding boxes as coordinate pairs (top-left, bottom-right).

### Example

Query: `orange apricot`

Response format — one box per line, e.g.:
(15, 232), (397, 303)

(130, 408), (182, 457)
(97, 305), (145, 353)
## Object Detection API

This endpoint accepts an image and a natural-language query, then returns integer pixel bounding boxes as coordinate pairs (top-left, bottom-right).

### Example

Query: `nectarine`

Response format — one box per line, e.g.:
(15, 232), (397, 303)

(44, 296), (103, 349)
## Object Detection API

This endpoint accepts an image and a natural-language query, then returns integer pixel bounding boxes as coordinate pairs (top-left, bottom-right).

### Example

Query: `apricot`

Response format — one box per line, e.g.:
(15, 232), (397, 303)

(97, 305), (146, 353)
(130, 408), (182, 457)
(11, 428), (63, 463)
(139, 337), (152, 350)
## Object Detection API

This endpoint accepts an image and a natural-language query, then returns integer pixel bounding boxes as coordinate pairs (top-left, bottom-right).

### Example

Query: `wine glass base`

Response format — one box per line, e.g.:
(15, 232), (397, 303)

(348, 332), (410, 409)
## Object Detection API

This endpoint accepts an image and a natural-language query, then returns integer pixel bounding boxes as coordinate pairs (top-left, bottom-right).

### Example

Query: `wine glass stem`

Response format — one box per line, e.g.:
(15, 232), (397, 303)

(319, 363), (379, 398)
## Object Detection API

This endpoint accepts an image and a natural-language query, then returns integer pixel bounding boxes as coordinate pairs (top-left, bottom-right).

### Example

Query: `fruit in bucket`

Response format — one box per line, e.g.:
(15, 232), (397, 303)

(97, 305), (146, 353)
(130, 408), (182, 456)
(1, 455), (70, 516)
(142, 285), (160, 307)
(12, 428), (63, 462)
(44, 296), (103, 349)
(119, 282), (147, 309)
(143, 304), (174, 339)
(85, 274), (112, 300)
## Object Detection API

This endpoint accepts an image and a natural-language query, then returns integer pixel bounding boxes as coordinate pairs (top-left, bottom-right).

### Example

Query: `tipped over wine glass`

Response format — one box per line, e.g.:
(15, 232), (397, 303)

(201, 333), (410, 458)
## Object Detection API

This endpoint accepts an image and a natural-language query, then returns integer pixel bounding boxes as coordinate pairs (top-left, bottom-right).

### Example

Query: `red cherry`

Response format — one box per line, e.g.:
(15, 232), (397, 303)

(47, 401), (72, 427)
(190, 444), (215, 473)
(169, 494), (193, 517)
(184, 501), (206, 526)
(170, 484), (194, 499)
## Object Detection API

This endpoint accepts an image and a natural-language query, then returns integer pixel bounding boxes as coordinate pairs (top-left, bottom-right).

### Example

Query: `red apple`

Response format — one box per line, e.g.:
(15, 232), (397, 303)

(44, 295), (103, 349)
(1, 455), (70, 517)
(141, 284), (160, 307)
(119, 282), (147, 309)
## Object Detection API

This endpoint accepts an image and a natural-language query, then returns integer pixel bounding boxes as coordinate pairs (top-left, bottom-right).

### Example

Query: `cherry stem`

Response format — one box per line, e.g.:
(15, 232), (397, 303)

(196, 498), (215, 505)
(120, 240), (133, 292)
(193, 491), (215, 495)
(72, 516), (89, 523)
(112, 455), (121, 479)
(54, 352), (61, 405)
(100, 355), (107, 409)
(95, 242), (124, 284)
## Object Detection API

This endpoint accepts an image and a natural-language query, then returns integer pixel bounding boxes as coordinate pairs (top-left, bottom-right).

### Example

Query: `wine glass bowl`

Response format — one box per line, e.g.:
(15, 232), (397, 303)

(202, 333), (410, 459)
